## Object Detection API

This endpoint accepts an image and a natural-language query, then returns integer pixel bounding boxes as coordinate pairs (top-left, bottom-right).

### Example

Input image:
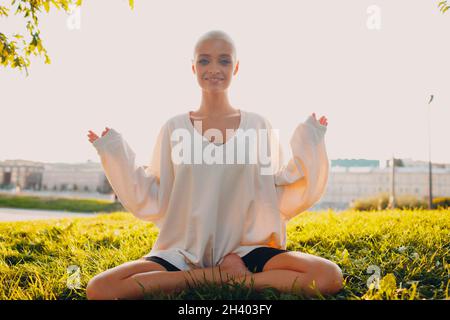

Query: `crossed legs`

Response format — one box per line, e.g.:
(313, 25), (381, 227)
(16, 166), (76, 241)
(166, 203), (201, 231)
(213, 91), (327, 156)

(86, 252), (343, 300)
(85, 256), (250, 300)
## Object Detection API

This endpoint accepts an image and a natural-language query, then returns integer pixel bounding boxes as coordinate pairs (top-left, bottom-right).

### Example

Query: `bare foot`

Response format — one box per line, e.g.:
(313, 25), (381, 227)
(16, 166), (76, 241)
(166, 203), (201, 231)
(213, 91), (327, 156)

(217, 253), (253, 281)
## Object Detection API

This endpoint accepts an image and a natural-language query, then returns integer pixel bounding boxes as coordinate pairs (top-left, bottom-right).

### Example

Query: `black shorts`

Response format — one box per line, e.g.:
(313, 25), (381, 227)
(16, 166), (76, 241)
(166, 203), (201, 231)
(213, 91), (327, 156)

(144, 256), (181, 272)
(144, 246), (288, 273)
(241, 246), (289, 273)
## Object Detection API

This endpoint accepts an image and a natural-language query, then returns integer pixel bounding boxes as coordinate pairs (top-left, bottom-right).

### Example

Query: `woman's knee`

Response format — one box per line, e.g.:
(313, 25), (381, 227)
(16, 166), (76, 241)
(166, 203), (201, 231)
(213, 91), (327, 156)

(86, 274), (115, 300)
(314, 260), (344, 295)
(85, 259), (168, 300)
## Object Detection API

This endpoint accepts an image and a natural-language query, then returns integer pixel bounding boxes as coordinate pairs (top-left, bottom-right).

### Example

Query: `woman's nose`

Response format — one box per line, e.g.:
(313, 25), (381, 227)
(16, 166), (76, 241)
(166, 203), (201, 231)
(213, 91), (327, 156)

(209, 61), (224, 72)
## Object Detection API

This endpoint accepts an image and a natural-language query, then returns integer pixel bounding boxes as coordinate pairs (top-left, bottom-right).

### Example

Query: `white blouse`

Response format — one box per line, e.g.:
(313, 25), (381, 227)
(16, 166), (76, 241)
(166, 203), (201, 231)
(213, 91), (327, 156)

(92, 110), (329, 271)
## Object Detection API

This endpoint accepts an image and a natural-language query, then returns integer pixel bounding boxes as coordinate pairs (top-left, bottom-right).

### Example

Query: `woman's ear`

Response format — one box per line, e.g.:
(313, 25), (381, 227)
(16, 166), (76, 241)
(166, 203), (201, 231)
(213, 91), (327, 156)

(191, 61), (196, 75)
(233, 60), (239, 76)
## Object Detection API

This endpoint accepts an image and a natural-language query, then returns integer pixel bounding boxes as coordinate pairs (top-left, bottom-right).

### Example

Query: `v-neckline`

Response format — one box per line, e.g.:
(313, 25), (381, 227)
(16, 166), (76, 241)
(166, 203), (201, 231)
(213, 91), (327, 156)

(185, 109), (246, 147)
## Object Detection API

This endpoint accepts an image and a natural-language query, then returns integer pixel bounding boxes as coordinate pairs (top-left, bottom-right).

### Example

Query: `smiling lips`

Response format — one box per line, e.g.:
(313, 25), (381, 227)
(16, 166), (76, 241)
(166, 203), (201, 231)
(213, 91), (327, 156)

(204, 76), (224, 81)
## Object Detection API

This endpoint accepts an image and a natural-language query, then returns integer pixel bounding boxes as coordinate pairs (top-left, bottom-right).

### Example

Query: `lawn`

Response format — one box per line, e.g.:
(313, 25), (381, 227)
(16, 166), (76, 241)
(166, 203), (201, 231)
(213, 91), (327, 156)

(0, 208), (449, 300)
(0, 194), (124, 213)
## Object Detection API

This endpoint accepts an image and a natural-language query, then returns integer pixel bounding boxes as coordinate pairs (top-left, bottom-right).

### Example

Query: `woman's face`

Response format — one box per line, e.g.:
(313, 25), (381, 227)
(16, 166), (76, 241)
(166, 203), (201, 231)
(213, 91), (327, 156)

(192, 39), (239, 92)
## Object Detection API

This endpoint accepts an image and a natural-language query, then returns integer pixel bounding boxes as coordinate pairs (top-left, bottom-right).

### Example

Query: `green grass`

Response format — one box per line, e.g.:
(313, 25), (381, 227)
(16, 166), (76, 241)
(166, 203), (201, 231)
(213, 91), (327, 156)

(0, 208), (449, 300)
(0, 194), (124, 213)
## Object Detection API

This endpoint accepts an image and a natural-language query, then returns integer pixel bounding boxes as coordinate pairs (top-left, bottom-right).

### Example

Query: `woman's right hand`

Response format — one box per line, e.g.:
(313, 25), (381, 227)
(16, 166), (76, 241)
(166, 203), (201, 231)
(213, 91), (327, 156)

(87, 127), (110, 144)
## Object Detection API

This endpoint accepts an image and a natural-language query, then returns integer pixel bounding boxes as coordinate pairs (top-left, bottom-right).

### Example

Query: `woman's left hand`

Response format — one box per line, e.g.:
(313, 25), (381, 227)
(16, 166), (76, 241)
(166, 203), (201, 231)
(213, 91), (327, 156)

(312, 113), (328, 127)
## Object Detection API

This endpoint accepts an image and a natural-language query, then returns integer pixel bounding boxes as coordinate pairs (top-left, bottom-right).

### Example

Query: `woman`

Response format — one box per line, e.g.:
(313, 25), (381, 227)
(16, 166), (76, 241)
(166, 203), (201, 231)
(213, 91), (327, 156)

(86, 30), (342, 300)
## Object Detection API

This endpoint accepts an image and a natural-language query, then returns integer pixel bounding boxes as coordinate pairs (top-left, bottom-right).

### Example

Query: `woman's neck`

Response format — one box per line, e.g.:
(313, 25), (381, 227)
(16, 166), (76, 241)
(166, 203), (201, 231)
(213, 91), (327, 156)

(194, 90), (238, 117)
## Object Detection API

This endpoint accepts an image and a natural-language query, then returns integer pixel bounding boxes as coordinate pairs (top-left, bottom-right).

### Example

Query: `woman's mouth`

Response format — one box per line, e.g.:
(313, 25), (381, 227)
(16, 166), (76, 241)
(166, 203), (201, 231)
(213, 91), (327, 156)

(205, 77), (224, 83)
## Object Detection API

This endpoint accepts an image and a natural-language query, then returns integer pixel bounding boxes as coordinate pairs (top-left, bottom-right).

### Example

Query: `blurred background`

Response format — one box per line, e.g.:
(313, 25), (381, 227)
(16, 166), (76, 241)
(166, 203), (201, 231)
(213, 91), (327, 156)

(1, 0), (449, 214)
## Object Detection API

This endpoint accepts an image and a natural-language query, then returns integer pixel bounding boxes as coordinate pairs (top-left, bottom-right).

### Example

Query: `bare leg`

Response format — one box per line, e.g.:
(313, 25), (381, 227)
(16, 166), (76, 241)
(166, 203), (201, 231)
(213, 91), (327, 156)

(231, 269), (333, 297)
(93, 253), (253, 300)
(229, 251), (344, 298)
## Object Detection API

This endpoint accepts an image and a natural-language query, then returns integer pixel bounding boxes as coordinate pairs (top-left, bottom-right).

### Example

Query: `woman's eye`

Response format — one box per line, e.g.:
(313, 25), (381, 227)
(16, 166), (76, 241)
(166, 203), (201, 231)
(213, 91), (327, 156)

(198, 59), (230, 65)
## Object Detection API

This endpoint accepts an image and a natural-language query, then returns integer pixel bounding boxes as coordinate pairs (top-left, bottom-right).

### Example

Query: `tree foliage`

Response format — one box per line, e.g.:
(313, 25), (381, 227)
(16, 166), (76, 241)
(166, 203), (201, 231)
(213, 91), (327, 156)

(0, 0), (134, 76)
(438, 1), (450, 13)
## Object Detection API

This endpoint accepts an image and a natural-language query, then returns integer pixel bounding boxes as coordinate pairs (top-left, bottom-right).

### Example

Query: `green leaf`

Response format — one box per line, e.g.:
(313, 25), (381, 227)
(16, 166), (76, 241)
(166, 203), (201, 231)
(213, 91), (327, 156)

(44, 1), (50, 13)
(129, 0), (134, 10)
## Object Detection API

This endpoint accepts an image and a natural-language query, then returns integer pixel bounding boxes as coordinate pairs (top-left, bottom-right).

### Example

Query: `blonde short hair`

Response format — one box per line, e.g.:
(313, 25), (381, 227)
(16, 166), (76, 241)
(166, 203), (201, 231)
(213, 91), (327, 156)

(193, 30), (237, 61)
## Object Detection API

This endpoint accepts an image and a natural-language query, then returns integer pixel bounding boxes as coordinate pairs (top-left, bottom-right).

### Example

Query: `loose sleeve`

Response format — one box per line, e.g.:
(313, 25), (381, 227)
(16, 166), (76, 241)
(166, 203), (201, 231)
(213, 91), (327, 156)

(273, 115), (329, 222)
(92, 123), (173, 222)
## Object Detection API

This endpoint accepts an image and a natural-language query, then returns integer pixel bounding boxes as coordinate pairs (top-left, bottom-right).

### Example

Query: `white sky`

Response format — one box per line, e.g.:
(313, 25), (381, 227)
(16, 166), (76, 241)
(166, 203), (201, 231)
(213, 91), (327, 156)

(1, 0), (449, 166)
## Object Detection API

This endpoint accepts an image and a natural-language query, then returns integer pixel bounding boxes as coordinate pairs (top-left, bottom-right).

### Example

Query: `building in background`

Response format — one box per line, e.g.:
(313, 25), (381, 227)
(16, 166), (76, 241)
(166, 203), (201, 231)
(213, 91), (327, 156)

(314, 158), (450, 211)
(0, 160), (44, 190)
(1, 158), (449, 209)
(0, 159), (112, 194)
(41, 161), (112, 193)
